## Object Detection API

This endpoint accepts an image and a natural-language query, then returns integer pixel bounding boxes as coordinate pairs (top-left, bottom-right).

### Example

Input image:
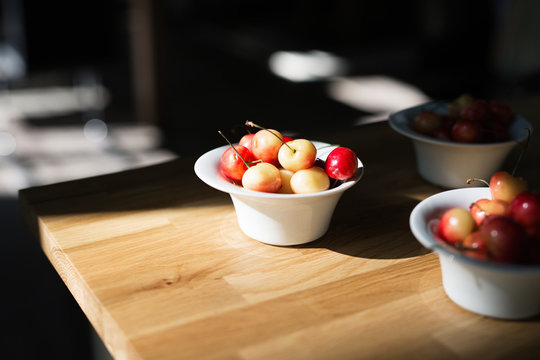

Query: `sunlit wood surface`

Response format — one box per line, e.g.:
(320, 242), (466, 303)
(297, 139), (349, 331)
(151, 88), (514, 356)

(19, 96), (540, 360)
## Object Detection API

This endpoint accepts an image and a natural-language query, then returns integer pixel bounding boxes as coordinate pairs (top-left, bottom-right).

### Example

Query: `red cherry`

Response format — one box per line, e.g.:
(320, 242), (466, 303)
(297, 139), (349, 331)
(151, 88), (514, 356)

(282, 136), (294, 143)
(481, 215), (526, 262)
(325, 147), (358, 180)
(469, 198), (509, 226)
(451, 119), (482, 143)
(219, 145), (253, 182)
(460, 99), (489, 123)
(432, 127), (452, 141)
(238, 133), (255, 152)
(462, 230), (489, 260)
(508, 191), (540, 228)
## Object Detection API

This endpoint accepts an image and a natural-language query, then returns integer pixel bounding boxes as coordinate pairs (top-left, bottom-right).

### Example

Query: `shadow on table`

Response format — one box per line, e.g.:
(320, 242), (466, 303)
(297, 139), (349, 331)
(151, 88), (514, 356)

(296, 187), (431, 260)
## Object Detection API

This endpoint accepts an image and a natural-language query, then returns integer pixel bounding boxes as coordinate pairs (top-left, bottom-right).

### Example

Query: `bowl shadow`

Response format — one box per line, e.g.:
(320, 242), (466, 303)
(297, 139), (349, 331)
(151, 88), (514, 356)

(292, 188), (430, 260)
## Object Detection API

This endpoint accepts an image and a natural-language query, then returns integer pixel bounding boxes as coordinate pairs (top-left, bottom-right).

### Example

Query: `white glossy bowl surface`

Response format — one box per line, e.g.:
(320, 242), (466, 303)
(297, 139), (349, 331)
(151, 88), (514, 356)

(410, 187), (540, 319)
(389, 101), (533, 188)
(194, 141), (364, 246)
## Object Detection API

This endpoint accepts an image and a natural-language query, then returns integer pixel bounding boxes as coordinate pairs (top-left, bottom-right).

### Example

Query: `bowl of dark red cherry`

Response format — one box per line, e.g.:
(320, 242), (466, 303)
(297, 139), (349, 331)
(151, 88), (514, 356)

(410, 171), (540, 319)
(194, 122), (364, 246)
(389, 94), (533, 188)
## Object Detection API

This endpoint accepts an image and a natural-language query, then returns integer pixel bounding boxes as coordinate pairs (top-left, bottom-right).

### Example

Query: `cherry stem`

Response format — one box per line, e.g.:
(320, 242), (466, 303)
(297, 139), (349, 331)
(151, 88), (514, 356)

(466, 177), (489, 187)
(218, 130), (251, 169)
(469, 202), (485, 213)
(245, 120), (294, 153)
(511, 127), (531, 176)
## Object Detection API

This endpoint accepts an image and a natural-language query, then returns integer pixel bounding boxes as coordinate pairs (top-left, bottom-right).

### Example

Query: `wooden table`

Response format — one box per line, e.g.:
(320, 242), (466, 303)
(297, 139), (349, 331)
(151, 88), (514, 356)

(19, 99), (540, 359)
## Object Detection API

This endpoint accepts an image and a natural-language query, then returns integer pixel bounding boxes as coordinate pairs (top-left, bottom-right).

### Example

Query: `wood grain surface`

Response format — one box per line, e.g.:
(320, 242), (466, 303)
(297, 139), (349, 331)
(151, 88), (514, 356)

(19, 98), (540, 359)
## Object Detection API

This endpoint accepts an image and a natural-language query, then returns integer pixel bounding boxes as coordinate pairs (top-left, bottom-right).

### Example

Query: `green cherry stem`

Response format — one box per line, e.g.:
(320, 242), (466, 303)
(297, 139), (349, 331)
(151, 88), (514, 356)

(469, 202), (486, 212)
(245, 120), (295, 153)
(218, 130), (251, 169)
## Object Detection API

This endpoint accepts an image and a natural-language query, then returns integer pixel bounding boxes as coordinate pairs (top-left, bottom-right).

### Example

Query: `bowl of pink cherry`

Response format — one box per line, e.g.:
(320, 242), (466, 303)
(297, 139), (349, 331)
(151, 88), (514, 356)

(194, 122), (364, 246)
(389, 94), (533, 188)
(410, 171), (540, 319)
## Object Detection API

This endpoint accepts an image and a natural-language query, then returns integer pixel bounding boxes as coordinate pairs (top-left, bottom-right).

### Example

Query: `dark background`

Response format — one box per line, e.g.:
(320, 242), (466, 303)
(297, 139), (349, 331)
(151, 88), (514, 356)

(2, 0), (540, 358)
(12, 0), (540, 154)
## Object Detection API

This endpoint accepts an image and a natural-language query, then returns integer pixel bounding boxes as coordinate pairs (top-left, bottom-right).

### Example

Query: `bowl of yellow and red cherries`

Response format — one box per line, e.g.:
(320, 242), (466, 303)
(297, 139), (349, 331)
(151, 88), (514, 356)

(194, 122), (364, 246)
(389, 94), (533, 188)
(410, 171), (540, 320)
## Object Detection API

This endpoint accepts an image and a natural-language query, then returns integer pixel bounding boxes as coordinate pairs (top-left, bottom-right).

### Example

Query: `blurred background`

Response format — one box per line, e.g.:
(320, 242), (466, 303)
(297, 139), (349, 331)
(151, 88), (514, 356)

(1, 0), (540, 358)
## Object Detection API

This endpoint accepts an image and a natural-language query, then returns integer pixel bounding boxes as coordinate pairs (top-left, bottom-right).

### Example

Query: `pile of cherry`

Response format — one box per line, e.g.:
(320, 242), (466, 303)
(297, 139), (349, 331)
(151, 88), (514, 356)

(436, 171), (540, 264)
(219, 122), (358, 194)
(413, 94), (515, 143)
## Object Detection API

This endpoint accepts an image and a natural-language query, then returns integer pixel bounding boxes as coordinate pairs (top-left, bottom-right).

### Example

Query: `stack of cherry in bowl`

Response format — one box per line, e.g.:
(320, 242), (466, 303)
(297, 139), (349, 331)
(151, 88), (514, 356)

(194, 122), (364, 246)
(389, 94), (533, 188)
(410, 170), (540, 319)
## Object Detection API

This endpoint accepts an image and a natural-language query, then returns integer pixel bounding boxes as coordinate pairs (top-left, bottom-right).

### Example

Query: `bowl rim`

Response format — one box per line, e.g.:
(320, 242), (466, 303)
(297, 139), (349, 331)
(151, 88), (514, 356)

(410, 187), (540, 273)
(388, 100), (533, 147)
(194, 141), (364, 199)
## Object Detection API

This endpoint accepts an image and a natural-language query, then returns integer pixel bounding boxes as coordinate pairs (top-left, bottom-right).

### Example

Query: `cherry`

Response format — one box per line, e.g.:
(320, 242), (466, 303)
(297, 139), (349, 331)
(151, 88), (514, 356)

(238, 133), (255, 152)
(412, 111), (442, 136)
(462, 231), (489, 260)
(451, 118), (482, 142)
(277, 138), (317, 172)
(481, 215), (526, 262)
(432, 127), (452, 141)
(438, 207), (475, 245)
(242, 162), (282, 193)
(219, 144), (253, 182)
(290, 167), (330, 194)
(246, 121), (283, 165)
(278, 169), (294, 194)
(448, 93), (474, 117)
(469, 198), (509, 226)
(489, 171), (528, 203)
(282, 135), (294, 143)
(325, 147), (358, 180)
(508, 191), (540, 228)
(460, 99), (489, 123)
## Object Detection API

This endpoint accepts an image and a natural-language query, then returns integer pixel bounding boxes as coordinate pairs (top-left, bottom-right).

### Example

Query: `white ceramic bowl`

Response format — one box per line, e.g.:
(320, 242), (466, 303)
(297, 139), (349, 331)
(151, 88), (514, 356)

(389, 101), (533, 188)
(410, 187), (540, 319)
(194, 141), (364, 246)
